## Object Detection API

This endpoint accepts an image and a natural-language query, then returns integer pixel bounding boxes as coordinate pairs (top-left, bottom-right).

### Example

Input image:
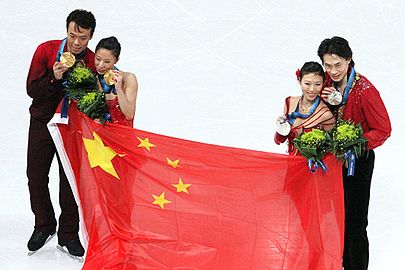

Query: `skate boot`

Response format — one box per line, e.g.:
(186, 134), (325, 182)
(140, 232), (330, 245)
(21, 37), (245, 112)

(57, 238), (85, 257)
(27, 229), (56, 255)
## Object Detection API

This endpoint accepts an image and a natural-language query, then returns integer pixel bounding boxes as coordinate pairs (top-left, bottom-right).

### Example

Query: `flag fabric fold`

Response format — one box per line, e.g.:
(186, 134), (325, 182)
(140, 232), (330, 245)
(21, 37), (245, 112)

(48, 103), (344, 270)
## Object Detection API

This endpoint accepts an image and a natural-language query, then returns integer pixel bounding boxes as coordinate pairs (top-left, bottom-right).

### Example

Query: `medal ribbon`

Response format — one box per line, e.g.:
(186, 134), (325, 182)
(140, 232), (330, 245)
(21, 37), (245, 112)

(344, 149), (356, 176)
(56, 38), (86, 118)
(308, 159), (327, 173)
(55, 38), (70, 118)
(287, 96), (320, 125)
(333, 67), (356, 106)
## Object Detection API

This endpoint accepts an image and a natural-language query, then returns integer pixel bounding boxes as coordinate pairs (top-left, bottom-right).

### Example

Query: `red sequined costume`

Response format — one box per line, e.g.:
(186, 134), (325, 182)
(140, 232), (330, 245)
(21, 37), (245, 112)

(335, 74), (391, 149)
(106, 97), (134, 127)
(274, 96), (335, 155)
(325, 72), (391, 270)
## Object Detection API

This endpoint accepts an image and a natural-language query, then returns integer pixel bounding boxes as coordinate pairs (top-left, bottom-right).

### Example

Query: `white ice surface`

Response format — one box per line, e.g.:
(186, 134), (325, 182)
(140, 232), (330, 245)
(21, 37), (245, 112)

(0, 0), (404, 269)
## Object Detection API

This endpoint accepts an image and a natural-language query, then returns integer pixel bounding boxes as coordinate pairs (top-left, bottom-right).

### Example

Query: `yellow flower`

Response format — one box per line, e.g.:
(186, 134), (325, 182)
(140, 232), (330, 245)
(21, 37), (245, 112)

(300, 129), (326, 147)
(79, 92), (97, 107)
(334, 122), (359, 142)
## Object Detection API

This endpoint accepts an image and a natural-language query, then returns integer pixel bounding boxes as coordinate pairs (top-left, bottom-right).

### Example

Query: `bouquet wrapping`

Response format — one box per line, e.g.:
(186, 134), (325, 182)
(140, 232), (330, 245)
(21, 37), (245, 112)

(330, 120), (367, 176)
(293, 129), (331, 172)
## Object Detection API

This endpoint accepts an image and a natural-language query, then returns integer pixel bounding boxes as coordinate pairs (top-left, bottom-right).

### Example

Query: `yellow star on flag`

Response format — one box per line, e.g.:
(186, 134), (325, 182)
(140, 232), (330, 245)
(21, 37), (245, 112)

(167, 158), (180, 168)
(172, 178), (191, 194)
(152, 192), (171, 209)
(83, 132), (119, 179)
(137, 137), (156, 152)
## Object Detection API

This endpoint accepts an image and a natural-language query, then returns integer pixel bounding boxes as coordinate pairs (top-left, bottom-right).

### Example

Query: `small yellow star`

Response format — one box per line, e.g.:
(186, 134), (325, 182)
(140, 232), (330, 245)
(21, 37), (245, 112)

(167, 158), (180, 168)
(83, 132), (119, 179)
(152, 192), (171, 209)
(137, 137), (156, 152)
(172, 178), (191, 194)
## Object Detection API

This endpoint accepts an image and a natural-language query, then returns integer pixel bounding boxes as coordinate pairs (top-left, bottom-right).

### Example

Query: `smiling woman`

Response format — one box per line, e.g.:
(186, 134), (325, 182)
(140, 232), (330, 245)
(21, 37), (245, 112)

(94, 36), (138, 127)
(274, 61), (335, 155)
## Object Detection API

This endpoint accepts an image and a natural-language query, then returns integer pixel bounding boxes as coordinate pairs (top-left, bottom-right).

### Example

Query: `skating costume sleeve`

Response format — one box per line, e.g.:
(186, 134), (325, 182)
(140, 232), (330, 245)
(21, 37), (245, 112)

(26, 41), (64, 99)
(359, 82), (391, 149)
(274, 97), (290, 145)
(343, 76), (391, 149)
(274, 132), (287, 145)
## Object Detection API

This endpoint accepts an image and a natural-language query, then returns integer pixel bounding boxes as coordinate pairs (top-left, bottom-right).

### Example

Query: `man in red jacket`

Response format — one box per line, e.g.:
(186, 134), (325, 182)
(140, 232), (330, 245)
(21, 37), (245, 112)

(318, 36), (391, 270)
(26, 9), (96, 257)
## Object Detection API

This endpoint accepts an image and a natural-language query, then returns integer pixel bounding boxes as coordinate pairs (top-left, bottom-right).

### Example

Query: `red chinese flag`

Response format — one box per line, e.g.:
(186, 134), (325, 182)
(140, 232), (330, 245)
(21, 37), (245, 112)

(49, 103), (344, 270)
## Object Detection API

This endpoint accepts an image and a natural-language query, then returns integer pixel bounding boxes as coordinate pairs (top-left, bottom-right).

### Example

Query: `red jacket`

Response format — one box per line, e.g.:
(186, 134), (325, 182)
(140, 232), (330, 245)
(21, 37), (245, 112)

(26, 39), (95, 122)
(338, 74), (391, 149)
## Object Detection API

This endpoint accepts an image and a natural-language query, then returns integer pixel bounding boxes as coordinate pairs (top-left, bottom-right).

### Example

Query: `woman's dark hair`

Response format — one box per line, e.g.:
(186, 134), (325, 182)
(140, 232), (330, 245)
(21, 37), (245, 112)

(66, 9), (96, 37)
(299, 61), (325, 81)
(317, 36), (352, 63)
(95, 36), (121, 59)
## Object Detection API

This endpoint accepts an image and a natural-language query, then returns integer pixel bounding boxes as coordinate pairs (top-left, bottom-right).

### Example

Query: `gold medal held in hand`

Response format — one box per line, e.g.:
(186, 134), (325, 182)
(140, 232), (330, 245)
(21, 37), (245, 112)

(104, 70), (116, 85)
(60, 52), (76, 68)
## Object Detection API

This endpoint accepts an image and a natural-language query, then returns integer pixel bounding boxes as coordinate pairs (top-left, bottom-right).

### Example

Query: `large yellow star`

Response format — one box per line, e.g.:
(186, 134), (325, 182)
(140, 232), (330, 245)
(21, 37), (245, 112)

(137, 137), (156, 152)
(167, 158), (180, 168)
(83, 132), (119, 179)
(152, 192), (171, 209)
(172, 178), (191, 194)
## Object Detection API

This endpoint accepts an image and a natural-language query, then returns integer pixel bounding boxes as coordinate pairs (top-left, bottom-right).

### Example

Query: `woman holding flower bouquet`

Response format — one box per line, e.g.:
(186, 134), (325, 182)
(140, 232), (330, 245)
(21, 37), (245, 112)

(95, 36), (138, 127)
(274, 62), (337, 268)
(318, 36), (391, 270)
(274, 61), (335, 155)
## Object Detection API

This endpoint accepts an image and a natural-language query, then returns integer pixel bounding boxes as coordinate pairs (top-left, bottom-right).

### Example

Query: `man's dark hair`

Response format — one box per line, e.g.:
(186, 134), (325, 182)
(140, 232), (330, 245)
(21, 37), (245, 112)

(96, 36), (121, 59)
(317, 36), (352, 63)
(66, 9), (96, 36)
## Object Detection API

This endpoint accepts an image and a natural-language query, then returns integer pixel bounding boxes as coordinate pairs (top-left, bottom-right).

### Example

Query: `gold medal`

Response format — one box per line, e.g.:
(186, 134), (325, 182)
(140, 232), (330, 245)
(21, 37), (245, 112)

(104, 70), (116, 85)
(60, 52), (76, 68)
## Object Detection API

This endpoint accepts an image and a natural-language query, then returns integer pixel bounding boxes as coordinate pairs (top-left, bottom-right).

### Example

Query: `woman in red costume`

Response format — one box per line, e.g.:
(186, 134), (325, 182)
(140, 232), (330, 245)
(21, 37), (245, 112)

(318, 36), (391, 270)
(274, 61), (335, 154)
(95, 36), (138, 127)
(275, 62), (337, 269)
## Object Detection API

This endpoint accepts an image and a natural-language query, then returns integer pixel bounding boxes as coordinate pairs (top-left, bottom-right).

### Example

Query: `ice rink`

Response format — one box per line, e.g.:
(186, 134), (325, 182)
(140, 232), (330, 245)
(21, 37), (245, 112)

(1, 0), (404, 269)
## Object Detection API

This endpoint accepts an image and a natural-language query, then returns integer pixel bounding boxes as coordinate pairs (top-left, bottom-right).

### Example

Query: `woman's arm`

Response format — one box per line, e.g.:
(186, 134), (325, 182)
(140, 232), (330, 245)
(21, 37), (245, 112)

(115, 71), (138, 120)
(274, 97), (291, 144)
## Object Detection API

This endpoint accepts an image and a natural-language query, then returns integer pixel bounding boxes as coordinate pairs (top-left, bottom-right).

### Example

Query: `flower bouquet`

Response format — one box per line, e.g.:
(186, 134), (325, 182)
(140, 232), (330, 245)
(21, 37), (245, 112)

(293, 128), (331, 172)
(66, 66), (97, 98)
(330, 120), (367, 176)
(65, 66), (109, 123)
(77, 91), (108, 121)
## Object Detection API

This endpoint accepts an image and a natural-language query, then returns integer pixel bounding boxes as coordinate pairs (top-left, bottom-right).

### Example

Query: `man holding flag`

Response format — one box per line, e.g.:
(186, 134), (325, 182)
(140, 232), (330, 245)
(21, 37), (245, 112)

(26, 9), (96, 257)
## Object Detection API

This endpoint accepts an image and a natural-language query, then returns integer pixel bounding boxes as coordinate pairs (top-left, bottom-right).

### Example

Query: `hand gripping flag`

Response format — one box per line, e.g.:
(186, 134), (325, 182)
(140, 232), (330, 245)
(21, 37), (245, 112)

(48, 103), (344, 270)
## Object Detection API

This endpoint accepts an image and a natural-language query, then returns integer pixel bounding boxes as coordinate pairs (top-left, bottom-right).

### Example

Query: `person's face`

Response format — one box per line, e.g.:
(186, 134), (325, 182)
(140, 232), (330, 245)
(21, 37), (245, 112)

(300, 73), (324, 101)
(322, 54), (351, 83)
(95, 48), (118, 75)
(66, 22), (92, 55)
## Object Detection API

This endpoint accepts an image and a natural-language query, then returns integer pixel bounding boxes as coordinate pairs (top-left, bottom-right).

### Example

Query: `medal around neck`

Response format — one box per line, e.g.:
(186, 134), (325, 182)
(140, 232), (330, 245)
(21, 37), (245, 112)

(60, 52), (76, 68)
(276, 118), (291, 136)
(328, 90), (343, 105)
(104, 70), (116, 85)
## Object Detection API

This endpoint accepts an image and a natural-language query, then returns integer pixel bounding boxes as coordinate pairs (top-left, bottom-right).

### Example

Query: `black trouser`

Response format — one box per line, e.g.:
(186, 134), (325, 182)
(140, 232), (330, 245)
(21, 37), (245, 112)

(342, 150), (375, 270)
(27, 117), (79, 241)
